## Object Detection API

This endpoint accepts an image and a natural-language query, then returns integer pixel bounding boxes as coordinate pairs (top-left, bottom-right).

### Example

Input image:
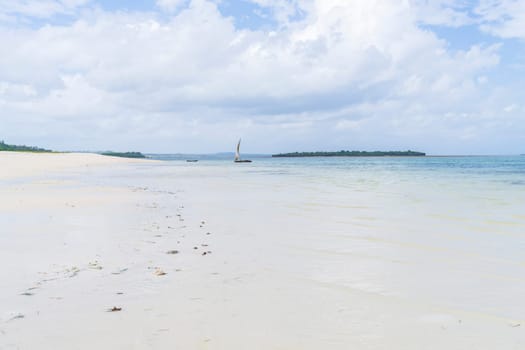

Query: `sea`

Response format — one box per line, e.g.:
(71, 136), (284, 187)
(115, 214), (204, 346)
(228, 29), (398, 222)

(129, 155), (525, 320)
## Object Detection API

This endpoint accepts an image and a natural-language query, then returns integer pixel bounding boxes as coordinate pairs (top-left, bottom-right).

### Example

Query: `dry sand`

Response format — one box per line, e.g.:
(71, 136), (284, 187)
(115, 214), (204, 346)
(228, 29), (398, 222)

(0, 152), (523, 349)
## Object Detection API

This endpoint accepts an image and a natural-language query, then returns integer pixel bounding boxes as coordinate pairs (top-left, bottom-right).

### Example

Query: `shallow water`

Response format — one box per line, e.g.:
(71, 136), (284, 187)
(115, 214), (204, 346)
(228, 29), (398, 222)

(26, 155), (525, 319)
(138, 156), (525, 319)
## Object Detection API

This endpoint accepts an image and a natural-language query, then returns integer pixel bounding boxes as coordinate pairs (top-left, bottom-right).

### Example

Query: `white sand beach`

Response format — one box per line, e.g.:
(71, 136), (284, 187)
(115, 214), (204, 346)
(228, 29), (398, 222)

(1, 152), (524, 349)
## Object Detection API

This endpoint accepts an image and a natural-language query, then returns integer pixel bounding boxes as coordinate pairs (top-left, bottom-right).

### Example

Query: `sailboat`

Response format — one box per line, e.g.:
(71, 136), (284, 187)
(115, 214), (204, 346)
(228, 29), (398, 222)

(234, 139), (252, 163)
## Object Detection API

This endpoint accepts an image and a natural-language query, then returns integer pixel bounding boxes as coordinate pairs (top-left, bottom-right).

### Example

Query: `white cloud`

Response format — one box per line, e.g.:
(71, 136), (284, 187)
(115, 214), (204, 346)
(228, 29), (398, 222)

(156, 0), (188, 13)
(247, 0), (308, 25)
(504, 104), (518, 112)
(0, 0), (522, 154)
(410, 0), (475, 27)
(476, 0), (525, 39)
(0, 0), (90, 19)
(0, 81), (37, 99)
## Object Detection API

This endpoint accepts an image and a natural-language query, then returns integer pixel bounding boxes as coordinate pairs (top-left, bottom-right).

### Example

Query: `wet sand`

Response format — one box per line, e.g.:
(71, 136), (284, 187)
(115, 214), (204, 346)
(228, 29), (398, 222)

(1, 152), (524, 349)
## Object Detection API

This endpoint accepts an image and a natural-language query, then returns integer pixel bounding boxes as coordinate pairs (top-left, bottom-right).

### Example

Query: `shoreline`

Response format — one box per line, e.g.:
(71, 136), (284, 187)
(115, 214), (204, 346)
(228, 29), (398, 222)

(1, 152), (524, 349)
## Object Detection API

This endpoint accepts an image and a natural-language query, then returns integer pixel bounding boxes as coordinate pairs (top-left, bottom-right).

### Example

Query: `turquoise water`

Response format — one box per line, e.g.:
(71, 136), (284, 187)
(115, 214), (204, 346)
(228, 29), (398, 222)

(139, 155), (525, 319)
(148, 155), (525, 185)
(23, 153), (522, 321)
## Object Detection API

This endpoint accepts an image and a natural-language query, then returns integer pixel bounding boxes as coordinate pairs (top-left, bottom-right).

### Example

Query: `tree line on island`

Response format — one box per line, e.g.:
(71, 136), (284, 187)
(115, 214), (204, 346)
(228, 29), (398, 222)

(0, 140), (52, 153)
(272, 150), (426, 157)
(100, 151), (146, 158)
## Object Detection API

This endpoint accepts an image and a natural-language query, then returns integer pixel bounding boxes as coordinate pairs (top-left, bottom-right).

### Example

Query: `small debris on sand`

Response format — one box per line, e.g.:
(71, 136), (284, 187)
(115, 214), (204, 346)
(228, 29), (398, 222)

(510, 323), (521, 328)
(20, 292), (34, 296)
(154, 269), (167, 276)
(193, 246), (198, 250)
(111, 268), (128, 275)
(88, 261), (103, 270)
(107, 307), (122, 312)
(8, 314), (25, 322)
(67, 266), (81, 278)
(206, 232), (211, 235)
(202, 252), (207, 256)
(116, 292), (124, 295)
(166, 250), (179, 255)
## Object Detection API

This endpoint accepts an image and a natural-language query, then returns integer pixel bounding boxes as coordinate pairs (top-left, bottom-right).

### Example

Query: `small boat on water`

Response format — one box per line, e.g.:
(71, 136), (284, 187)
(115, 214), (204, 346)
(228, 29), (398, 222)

(234, 139), (252, 163)
(186, 159), (198, 162)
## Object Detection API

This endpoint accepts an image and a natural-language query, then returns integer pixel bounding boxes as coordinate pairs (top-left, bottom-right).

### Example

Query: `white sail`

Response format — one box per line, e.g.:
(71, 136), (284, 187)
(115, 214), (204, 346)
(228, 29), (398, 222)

(234, 139), (241, 161)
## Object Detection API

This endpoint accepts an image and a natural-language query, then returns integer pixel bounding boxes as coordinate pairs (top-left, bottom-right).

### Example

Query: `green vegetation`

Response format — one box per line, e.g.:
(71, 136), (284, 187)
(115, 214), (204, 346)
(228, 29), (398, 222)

(272, 150), (426, 157)
(0, 140), (52, 152)
(100, 151), (146, 159)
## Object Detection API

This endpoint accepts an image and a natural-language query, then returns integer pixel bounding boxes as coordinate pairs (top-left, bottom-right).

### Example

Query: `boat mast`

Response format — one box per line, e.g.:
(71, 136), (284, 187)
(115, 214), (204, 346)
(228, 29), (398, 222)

(234, 139), (241, 161)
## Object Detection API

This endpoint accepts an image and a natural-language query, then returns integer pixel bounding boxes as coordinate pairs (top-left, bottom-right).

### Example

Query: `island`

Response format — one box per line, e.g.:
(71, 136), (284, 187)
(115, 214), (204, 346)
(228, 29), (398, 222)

(0, 140), (52, 153)
(272, 150), (426, 157)
(100, 151), (146, 159)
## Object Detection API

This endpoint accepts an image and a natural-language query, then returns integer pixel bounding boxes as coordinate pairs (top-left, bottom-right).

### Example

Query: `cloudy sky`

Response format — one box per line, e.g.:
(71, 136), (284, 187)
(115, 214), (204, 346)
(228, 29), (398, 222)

(1, 0), (524, 154)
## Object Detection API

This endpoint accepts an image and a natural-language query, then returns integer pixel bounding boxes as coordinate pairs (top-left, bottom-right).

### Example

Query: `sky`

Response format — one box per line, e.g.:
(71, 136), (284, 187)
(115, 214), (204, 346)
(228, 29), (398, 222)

(0, 0), (524, 154)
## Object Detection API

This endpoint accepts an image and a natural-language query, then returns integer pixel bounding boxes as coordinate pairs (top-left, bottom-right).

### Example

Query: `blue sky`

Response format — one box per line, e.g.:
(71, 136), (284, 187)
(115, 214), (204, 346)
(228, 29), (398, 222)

(0, 0), (524, 154)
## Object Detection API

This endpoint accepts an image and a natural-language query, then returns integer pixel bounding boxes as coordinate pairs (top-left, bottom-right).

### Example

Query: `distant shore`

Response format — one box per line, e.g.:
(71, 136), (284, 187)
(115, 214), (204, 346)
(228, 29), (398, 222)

(0, 140), (52, 153)
(272, 150), (426, 157)
(100, 151), (146, 159)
